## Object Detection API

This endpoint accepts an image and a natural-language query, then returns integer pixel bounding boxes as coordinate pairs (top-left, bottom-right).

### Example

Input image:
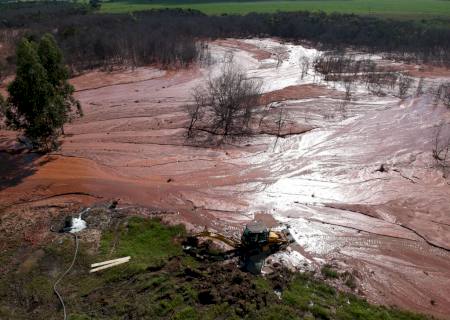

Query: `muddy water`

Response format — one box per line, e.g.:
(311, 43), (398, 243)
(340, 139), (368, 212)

(1, 39), (450, 318)
(241, 41), (450, 317)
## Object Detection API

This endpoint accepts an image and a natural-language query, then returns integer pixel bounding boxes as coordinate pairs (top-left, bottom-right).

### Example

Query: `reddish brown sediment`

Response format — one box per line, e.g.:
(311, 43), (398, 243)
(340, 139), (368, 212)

(260, 84), (342, 104)
(0, 61), (262, 233)
(1, 39), (450, 318)
(402, 64), (450, 78)
(70, 67), (167, 92)
(213, 39), (272, 61)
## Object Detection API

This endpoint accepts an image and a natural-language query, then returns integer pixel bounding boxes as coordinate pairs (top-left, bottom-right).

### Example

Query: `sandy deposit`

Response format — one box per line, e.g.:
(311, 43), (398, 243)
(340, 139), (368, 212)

(1, 38), (450, 318)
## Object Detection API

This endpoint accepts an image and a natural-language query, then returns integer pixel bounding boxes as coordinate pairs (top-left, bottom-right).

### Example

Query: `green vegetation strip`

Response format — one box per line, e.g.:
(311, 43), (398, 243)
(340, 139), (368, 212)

(100, 0), (450, 19)
(0, 216), (429, 319)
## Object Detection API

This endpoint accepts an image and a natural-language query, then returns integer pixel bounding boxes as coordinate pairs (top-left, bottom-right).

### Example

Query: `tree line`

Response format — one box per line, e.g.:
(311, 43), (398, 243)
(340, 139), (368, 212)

(1, 3), (449, 150)
(0, 2), (449, 76)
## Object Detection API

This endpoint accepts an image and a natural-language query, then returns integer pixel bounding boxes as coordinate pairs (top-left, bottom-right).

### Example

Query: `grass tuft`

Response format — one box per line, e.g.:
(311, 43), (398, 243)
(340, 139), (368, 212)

(321, 264), (339, 279)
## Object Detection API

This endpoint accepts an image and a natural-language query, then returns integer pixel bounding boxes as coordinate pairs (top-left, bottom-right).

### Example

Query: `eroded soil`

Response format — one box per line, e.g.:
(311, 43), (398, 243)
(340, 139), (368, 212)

(1, 38), (450, 318)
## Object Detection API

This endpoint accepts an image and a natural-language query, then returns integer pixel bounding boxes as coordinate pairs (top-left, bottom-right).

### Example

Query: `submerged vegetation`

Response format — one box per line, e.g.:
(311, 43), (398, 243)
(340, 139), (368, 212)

(0, 215), (430, 319)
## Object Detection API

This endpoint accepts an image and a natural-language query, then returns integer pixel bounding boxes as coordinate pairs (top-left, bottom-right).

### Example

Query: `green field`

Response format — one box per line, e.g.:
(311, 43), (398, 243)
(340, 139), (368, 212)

(100, 0), (450, 19)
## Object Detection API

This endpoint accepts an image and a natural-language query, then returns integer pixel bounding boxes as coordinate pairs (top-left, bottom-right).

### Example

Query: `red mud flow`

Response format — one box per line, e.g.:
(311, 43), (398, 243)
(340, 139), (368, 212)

(213, 39), (272, 61)
(1, 39), (450, 319)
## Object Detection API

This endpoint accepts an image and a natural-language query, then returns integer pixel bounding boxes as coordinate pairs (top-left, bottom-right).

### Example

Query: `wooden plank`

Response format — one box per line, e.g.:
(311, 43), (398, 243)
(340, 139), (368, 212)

(91, 256), (131, 268)
(90, 258), (130, 273)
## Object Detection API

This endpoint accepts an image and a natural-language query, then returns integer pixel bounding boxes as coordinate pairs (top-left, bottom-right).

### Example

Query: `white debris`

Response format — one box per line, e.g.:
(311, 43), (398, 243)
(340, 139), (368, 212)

(268, 248), (312, 271)
(274, 289), (282, 300)
(69, 213), (87, 233)
(69, 208), (91, 233)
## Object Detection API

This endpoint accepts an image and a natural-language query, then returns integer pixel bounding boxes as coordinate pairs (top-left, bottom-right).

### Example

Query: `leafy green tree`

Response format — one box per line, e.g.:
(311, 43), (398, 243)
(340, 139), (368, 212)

(37, 33), (82, 132)
(5, 34), (81, 151)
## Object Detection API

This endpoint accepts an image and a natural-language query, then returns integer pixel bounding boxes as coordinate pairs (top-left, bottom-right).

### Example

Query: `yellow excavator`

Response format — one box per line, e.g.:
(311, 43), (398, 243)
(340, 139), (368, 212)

(183, 222), (295, 274)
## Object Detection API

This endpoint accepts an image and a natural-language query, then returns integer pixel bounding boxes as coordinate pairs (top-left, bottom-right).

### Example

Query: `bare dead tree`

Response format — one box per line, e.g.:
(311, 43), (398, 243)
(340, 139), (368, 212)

(186, 87), (207, 139)
(343, 78), (354, 101)
(385, 72), (399, 91)
(311, 53), (322, 83)
(431, 82), (450, 107)
(437, 83), (450, 107)
(258, 102), (272, 128)
(274, 47), (284, 69)
(415, 77), (425, 97)
(273, 106), (288, 151)
(197, 42), (213, 67)
(443, 84), (450, 108)
(432, 123), (450, 178)
(338, 100), (349, 120)
(432, 84), (441, 106)
(312, 52), (405, 97)
(299, 56), (310, 79)
(186, 63), (262, 142)
(223, 50), (234, 64)
(397, 75), (413, 98)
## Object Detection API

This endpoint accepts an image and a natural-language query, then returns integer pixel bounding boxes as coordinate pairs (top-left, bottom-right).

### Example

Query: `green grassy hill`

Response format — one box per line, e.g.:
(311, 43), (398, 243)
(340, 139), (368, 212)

(99, 0), (450, 20)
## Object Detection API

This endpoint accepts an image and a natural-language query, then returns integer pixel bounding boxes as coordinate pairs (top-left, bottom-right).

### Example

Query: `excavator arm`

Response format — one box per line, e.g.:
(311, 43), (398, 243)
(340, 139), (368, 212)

(183, 223), (296, 274)
(194, 231), (241, 248)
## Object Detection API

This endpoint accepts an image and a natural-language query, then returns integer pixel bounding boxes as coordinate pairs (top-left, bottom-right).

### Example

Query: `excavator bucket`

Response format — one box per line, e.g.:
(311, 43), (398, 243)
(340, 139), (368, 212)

(282, 229), (295, 244)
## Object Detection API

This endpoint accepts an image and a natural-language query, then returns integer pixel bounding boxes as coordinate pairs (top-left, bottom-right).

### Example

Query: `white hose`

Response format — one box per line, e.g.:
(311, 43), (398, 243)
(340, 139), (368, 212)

(53, 233), (79, 320)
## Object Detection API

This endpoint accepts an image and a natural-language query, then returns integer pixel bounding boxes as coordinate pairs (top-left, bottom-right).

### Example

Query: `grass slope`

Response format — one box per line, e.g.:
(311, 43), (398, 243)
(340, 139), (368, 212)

(0, 215), (430, 319)
(99, 0), (450, 19)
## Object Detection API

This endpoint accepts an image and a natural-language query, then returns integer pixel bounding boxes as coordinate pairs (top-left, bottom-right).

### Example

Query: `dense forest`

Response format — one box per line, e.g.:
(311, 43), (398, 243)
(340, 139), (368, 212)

(0, 2), (449, 75)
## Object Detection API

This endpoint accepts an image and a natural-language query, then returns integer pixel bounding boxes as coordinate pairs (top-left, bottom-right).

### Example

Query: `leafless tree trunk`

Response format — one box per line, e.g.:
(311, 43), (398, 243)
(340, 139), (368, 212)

(186, 87), (207, 138)
(397, 75), (413, 98)
(299, 56), (310, 79)
(432, 123), (450, 178)
(223, 50), (234, 64)
(443, 85), (450, 107)
(343, 78), (354, 101)
(273, 106), (288, 151)
(186, 62), (262, 142)
(431, 82), (450, 107)
(258, 103), (271, 128)
(274, 48), (284, 69)
(338, 100), (348, 120)
(415, 77), (425, 97)
(436, 83), (450, 107)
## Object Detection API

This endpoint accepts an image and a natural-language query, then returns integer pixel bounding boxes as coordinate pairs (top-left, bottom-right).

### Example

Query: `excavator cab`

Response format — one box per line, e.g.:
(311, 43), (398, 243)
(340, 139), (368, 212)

(241, 222), (269, 248)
